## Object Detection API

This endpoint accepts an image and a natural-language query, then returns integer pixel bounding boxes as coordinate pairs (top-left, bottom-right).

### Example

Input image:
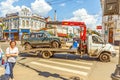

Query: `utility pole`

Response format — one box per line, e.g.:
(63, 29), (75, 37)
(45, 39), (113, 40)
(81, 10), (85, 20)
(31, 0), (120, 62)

(111, 0), (120, 80)
(111, 42), (120, 80)
(54, 10), (57, 36)
(9, 17), (11, 40)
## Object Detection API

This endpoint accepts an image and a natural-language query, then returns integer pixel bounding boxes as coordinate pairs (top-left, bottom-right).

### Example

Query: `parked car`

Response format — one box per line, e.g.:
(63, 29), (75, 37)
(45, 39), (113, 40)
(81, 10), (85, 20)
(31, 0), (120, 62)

(21, 31), (63, 50)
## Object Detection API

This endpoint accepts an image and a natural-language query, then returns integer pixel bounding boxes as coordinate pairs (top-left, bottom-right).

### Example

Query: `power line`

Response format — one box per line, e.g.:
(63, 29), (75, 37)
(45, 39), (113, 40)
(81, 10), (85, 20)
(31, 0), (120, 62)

(47, 0), (73, 5)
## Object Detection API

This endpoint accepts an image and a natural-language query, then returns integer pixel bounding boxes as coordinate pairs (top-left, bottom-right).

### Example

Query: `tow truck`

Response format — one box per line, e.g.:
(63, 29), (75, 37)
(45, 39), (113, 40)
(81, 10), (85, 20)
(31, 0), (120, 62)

(21, 21), (116, 62)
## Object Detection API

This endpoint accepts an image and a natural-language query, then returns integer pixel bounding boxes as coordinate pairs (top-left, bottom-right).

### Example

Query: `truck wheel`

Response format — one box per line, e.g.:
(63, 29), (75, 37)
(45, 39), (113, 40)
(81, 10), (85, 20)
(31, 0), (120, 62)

(25, 43), (32, 50)
(99, 53), (110, 62)
(42, 51), (51, 59)
(51, 41), (59, 48)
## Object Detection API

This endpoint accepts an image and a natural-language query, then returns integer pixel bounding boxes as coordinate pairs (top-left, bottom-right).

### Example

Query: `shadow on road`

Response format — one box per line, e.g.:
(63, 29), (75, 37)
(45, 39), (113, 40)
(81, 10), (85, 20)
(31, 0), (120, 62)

(19, 53), (98, 62)
(17, 62), (69, 80)
(0, 74), (9, 80)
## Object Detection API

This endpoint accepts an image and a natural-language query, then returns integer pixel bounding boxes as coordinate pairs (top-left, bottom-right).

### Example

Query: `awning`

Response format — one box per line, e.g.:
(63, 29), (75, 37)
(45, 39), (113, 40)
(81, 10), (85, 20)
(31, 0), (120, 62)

(21, 29), (30, 33)
(57, 33), (67, 37)
(3, 29), (18, 33)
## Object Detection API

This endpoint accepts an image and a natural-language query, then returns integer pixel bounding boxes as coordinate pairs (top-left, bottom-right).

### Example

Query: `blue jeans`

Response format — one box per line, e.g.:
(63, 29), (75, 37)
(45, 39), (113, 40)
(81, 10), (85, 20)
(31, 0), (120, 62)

(8, 62), (16, 79)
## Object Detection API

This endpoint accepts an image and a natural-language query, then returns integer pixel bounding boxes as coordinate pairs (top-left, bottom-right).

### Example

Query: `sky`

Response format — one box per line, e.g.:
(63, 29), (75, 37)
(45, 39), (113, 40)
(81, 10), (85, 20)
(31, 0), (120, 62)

(0, 0), (102, 29)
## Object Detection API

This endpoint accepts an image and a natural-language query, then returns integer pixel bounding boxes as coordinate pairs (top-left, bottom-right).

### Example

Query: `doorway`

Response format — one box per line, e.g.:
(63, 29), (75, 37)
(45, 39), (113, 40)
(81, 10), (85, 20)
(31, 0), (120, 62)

(108, 28), (113, 43)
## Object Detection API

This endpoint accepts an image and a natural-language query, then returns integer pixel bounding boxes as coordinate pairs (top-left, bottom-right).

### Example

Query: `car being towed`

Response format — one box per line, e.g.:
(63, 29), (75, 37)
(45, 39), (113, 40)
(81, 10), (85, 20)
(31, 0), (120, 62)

(21, 31), (62, 50)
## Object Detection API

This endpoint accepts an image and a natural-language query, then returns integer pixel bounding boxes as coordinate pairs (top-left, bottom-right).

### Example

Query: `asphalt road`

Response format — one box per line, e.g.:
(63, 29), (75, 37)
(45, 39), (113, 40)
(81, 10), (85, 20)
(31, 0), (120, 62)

(0, 41), (118, 80)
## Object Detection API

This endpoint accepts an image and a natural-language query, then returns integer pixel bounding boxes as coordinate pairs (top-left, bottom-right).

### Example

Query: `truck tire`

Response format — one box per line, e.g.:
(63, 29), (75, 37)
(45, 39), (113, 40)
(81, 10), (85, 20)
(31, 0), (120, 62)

(42, 51), (51, 59)
(99, 53), (110, 62)
(25, 43), (32, 50)
(51, 41), (59, 48)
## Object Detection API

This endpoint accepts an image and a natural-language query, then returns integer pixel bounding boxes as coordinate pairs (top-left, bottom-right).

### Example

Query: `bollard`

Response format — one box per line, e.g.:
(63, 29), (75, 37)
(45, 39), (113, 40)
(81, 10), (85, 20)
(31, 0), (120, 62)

(111, 42), (120, 80)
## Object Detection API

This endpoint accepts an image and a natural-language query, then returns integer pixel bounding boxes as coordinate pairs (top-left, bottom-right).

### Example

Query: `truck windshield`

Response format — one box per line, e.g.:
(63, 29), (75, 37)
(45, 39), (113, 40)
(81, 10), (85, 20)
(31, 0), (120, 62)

(92, 36), (104, 44)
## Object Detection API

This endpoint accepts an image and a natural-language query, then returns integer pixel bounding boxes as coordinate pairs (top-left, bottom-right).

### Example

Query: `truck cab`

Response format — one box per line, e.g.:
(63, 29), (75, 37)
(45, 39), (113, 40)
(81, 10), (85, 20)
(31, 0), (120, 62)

(87, 34), (116, 62)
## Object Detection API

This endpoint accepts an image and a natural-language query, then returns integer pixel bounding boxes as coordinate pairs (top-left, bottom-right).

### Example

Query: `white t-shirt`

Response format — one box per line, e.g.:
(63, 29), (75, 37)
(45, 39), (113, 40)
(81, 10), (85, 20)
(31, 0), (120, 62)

(6, 47), (19, 63)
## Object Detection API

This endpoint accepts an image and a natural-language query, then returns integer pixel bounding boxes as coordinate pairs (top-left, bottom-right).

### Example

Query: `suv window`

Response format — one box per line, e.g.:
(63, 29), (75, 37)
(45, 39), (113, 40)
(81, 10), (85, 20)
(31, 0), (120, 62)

(30, 34), (36, 38)
(37, 33), (43, 38)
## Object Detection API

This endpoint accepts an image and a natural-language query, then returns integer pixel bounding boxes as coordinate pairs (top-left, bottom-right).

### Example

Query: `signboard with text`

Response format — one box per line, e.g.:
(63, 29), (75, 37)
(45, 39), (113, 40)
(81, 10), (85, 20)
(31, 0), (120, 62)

(96, 26), (102, 29)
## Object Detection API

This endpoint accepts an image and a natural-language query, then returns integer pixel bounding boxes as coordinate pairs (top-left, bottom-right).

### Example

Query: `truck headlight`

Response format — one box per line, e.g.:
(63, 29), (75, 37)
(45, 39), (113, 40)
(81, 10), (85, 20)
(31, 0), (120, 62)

(110, 47), (116, 57)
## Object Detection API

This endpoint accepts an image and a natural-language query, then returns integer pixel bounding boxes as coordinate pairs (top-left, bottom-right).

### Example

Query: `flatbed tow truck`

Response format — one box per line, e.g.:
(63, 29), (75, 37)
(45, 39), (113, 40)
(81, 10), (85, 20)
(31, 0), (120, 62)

(20, 21), (116, 62)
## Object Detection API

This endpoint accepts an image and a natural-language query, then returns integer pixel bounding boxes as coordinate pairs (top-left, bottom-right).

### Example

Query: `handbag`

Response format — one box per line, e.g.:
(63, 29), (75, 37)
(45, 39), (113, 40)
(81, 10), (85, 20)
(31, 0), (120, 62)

(2, 58), (5, 65)
(4, 62), (10, 75)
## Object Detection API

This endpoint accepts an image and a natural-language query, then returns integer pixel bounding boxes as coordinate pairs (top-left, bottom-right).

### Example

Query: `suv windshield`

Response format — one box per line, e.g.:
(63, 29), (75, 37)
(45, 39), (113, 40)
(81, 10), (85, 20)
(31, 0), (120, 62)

(42, 31), (51, 37)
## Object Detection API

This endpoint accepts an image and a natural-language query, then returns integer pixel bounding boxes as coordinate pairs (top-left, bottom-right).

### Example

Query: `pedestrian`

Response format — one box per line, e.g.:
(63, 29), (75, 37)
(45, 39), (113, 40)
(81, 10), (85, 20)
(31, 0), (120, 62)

(0, 46), (4, 65)
(5, 40), (19, 80)
(71, 40), (79, 49)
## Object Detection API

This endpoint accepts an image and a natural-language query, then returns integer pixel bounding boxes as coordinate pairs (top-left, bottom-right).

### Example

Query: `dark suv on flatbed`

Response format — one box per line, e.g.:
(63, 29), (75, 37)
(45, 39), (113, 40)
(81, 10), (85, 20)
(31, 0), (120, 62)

(21, 31), (63, 50)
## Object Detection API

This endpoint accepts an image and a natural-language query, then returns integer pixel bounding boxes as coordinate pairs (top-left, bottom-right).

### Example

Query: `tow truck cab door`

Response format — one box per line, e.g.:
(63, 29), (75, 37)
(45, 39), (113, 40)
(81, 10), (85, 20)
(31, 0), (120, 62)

(88, 35), (104, 55)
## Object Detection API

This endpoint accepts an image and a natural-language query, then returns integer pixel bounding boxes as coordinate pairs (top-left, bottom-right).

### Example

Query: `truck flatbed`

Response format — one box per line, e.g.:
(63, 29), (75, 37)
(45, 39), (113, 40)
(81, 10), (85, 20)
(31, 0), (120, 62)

(20, 48), (78, 53)
(20, 48), (78, 58)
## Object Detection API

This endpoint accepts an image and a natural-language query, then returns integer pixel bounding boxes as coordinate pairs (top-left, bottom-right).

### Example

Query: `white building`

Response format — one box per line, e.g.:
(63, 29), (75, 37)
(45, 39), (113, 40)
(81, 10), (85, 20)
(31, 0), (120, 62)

(3, 8), (46, 40)
(100, 0), (120, 45)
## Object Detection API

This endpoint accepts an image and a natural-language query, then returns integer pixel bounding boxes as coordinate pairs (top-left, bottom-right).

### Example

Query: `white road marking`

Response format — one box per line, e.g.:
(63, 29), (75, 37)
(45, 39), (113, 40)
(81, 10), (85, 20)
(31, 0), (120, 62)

(49, 59), (93, 66)
(39, 59), (91, 70)
(30, 61), (88, 76)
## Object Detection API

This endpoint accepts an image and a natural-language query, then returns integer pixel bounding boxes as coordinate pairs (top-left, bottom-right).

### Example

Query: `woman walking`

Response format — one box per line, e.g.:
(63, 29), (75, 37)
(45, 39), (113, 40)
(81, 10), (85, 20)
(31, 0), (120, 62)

(5, 40), (19, 80)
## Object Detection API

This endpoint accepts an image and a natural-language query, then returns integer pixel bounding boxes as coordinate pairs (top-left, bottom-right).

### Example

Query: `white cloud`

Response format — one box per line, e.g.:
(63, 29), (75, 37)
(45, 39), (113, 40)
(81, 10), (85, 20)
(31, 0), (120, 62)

(66, 8), (102, 29)
(0, 0), (21, 16)
(31, 0), (52, 16)
(60, 3), (66, 7)
(0, 0), (52, 17)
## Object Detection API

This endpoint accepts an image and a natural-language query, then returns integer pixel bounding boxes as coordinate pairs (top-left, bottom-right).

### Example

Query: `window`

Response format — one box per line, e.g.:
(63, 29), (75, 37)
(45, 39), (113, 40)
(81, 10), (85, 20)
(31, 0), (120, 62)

(26, 20), (29, 27)
(22, 20), (25, 28)
(92, 36), (104, 44)
(31, 21), (33, 27)
(14, 20), (16, 28)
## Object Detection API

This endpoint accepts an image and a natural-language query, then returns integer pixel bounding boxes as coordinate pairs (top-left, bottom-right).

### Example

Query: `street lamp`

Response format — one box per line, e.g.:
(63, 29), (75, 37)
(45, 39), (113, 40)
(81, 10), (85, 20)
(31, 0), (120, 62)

(9, 17), (11, 40)
(111, 42), (120, 80)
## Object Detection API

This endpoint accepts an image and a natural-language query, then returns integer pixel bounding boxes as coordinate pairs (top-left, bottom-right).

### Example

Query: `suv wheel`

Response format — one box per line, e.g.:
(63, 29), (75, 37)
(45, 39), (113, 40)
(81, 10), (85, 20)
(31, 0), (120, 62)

(25, 43), (32, 50)
(51, 41), (59, 48)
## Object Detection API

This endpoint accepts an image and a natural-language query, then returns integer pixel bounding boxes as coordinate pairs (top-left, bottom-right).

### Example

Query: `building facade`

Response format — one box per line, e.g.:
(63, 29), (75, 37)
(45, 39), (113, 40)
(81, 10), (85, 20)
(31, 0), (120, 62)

(0, 18), (3, 39)
(100, 0), (120, 45)
(3, 8), (46, 40)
